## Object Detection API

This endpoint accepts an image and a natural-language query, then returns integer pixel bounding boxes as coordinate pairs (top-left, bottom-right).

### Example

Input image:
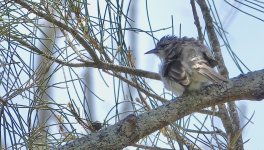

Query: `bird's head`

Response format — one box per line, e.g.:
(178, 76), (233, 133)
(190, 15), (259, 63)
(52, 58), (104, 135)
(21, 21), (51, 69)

(145, 36), (196, 61)
(145, 36), (177, 60)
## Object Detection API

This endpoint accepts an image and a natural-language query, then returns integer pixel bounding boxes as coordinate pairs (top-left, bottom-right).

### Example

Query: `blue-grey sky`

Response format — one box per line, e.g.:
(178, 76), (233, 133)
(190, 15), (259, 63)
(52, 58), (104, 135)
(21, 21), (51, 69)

(137, 1), (264, 149)
(3, 0), (264, 149)
(47, 0), (264, 149)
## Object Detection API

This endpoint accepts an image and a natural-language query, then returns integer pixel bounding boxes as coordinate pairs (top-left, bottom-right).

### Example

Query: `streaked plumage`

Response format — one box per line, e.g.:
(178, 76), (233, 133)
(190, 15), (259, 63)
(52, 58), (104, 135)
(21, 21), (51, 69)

(145, 36), (228, 96)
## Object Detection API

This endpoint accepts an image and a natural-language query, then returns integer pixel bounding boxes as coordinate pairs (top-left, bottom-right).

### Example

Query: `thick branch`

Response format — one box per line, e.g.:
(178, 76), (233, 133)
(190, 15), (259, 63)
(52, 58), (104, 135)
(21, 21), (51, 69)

(59, 69), (264, 149)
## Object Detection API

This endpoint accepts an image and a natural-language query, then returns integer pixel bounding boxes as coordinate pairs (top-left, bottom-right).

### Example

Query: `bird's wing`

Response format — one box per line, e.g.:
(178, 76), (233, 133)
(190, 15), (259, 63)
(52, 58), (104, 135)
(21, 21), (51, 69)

(192, 63), (228, 83)
(199, 47), (219, 68)
(162, 59), (190, 86)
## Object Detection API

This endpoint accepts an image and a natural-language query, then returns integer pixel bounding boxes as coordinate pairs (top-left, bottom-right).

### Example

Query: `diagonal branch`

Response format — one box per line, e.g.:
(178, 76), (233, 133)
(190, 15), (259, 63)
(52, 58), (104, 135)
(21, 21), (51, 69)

(196, 0), (228, 76)
(196, 1), (244, 149)
(5, 33), (160, 80)
(14, 0), (100, 63)
(59, 69), (264, 149)
(190, 0), (204, 43)
(10, 1), (161, 81)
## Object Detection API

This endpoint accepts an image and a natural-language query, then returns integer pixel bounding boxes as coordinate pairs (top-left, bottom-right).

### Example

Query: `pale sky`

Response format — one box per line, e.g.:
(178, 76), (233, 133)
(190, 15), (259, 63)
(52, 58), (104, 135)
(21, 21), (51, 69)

(21, 0), (264, 149)
(137, 1), (264, 149)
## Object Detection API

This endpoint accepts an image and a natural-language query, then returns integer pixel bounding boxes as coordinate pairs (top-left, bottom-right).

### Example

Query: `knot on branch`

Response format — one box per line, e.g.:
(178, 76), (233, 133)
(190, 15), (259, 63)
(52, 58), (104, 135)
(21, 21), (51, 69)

(118, 114), (137, 137)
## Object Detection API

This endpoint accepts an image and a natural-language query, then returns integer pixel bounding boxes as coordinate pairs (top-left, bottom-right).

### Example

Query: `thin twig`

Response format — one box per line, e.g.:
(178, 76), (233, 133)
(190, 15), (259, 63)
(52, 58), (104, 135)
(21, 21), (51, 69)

(5, 33), (161, 80)
(197, 109), (221, 118)
(61, 30), (86, 61)
(190, 0), (204, 43)
(161, 127), (201, 150)
(14, 0), (100, 63)
(104, 70), (167, 102)
(132, 144), (173, 150)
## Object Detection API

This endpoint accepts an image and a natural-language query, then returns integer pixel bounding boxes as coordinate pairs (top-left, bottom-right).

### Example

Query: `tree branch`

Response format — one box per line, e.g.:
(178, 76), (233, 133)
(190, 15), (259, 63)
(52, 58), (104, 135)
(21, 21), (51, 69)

(8, 1), (161, 81)
(190, 0), (204, 43)
(59, 69), (264, 149)
(196, 1), (244, 149)
(4, 33), (160, 80)
(14, 0), (100, 63)
(196, 0), (228, 76)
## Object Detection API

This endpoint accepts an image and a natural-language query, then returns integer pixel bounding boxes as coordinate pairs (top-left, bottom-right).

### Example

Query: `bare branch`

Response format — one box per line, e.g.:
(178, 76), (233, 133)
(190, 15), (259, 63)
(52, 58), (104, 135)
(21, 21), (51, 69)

(196, 0), (229, 76)
(104, 71), (167, 102)
(14, 0), (100, 63)
(190, 0), (204, 43)
(196, 1), (243, 149)
(59, 69), (264, 149)
(5, 32), (161, 81)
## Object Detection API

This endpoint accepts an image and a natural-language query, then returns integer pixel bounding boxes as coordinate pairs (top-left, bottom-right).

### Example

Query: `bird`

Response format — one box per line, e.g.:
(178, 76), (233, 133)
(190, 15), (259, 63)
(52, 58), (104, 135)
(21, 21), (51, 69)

(145, 36), (228, 96)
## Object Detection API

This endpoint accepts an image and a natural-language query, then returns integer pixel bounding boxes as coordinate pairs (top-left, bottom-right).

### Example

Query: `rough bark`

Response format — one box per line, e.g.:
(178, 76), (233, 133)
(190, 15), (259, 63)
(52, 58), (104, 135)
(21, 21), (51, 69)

(59, 69), (264, 150)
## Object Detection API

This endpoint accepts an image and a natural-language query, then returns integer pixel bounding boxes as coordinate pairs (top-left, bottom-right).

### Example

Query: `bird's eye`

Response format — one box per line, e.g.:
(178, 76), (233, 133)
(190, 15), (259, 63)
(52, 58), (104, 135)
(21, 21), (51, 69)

(160, 44), (167, 48)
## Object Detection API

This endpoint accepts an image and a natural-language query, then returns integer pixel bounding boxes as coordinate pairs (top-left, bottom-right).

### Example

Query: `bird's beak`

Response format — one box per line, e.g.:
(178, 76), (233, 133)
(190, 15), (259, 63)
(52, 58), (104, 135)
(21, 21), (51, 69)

(145, 48), (158, 54)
